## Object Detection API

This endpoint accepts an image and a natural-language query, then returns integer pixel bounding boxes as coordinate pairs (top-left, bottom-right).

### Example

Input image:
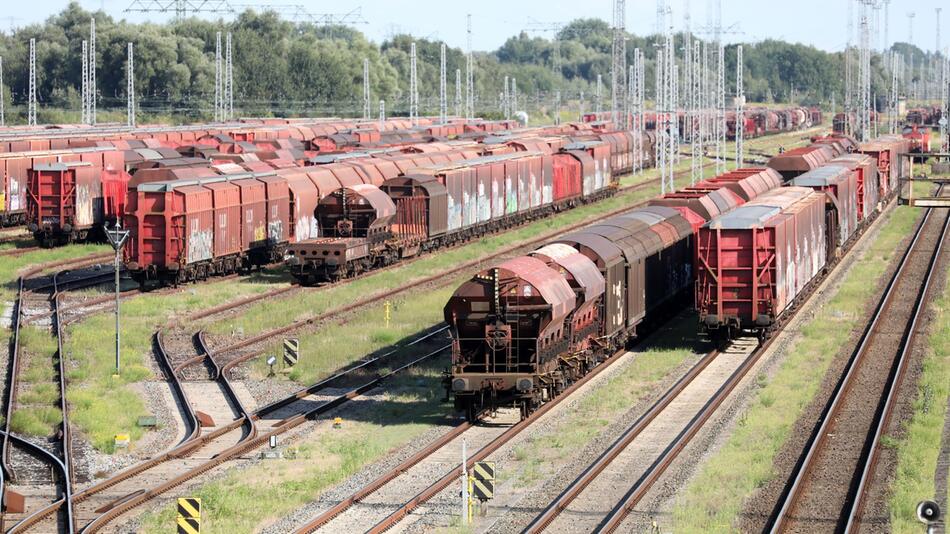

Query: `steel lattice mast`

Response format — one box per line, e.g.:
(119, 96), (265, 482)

(0, 57), (4, 126)
(81, 40), (89, 124)
(28, 38), (36, 126)
(859, 1), (872, 141)
(611, 0), (626, 126)
(439, 44), (447, 123)
(455, 69), (462, 118)
(661, 3), (676, 194)
(691, 39), (702, 184)
(214, 31), (222, 121)
(715, 41), (725, 175)
(942, 54), (949, 152)
(409, 42), (418, 125)
(889, 52), (899, 134)
(735, 44), (744, 169)
(845, 0), (853, 136)
(127, 42), (135, 127)
(637, 50), (645, 173)
(502, 76), (510, 119)
(632, 48), (644, 174)
(465, 14), (474, 120)
(89, 18), (97, 125)
(363, 57), (371, 120)
(511, 77), (518, 115)
(226, 32), (233, 120)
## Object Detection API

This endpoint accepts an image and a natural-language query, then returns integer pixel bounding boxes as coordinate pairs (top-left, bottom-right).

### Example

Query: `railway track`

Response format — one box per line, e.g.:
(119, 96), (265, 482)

(0, 246), (40, 258)
(290, 345), (631, 534)
(768, 197), (950, 533)
(7, 326), (451, 532)
(519, 339), (762, 534)
(0, 272), (78, 532)
(193, 125), (822, 354)
(196, 165), (720, 371)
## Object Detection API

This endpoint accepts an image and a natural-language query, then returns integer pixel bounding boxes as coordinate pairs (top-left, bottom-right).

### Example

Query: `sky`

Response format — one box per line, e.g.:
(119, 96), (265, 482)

(7, 0), (950, 54)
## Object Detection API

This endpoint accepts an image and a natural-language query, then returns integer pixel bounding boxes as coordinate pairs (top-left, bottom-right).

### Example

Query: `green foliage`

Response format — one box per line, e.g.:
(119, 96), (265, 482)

(0, 2), (915, 122)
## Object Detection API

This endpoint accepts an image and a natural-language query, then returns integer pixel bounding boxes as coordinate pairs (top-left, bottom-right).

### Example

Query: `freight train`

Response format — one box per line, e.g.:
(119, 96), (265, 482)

(15, 118), (519, 245)
(443, 132), (909, 419)
(121, 128), (654, 285)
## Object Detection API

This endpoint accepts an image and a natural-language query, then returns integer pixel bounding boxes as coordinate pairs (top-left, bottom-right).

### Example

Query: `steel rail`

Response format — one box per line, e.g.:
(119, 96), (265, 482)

(598, 338), (770, 533)
(15, 331), (451, 532)
(0, 246), (40, 258)
(51, 271), (77, 533)
(1, 278), (25, 482)
(292, 418), (475, 534)
(176, 164), (712, 330)
(79, 344), (450, 533)
(845, 206), (949, 532)
(196, 331), (257, 442)
(521, 347), (722, 533)
(768, 201), (948, 534)
(364, 348), (628, 534)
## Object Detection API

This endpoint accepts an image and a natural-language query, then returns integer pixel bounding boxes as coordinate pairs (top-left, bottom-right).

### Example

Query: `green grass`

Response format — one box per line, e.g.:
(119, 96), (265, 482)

(671, 204), (922, 533)
(203, 127), (820, 346)
(62, 271), (290, 452)
(253, 278), (464, 385)
(18, 383), (60, 405)
(13, 325), (64, 436)
(0, 244), (109, 302)
(9, 407), (63, 436)
(888, 251), (950, 533)
(136, 365), (451, 533)
(0, 238), (34, 252)
(502, 317), (703, 489)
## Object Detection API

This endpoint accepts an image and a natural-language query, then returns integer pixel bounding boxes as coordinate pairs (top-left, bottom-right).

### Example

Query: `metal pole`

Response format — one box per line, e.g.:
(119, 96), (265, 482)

(0, 56), (4, 127)
(461, 439), (469, 525)
(112, 244), (121, 375)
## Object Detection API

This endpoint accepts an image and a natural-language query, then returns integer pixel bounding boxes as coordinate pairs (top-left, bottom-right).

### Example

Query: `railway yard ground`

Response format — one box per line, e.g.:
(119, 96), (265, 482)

(3, 123), (949, 534)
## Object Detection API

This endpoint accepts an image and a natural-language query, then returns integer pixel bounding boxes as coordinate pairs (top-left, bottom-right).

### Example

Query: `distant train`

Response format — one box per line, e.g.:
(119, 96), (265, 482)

(120, 127), (655, 285)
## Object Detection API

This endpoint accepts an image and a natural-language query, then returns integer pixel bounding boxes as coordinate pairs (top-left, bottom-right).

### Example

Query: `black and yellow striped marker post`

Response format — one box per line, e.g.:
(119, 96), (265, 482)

(177, 497), (201, 534)
(472, 461), (495, 501)
(283, 338), (299, 366)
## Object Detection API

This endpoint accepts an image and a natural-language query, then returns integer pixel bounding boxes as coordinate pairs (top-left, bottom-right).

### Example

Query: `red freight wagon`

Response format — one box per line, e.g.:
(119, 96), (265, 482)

(858, 135), (908, 199)
(766, 145), (836, 181)
(649, 188), (745, 229)
(254, 174), (290, 246)
(475, 164), (492, 224)
(696, 187), (826, 339)
(826, 154), (880, 222)
(552, 152), (583, 204)
(28, 162), (102, 242)
(792, 165), (859, 250)
(125, 181), (215, 279)
(278, 168), (322, 242)
(699, 168), (784, 201)
(203, 180), (242, 259)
